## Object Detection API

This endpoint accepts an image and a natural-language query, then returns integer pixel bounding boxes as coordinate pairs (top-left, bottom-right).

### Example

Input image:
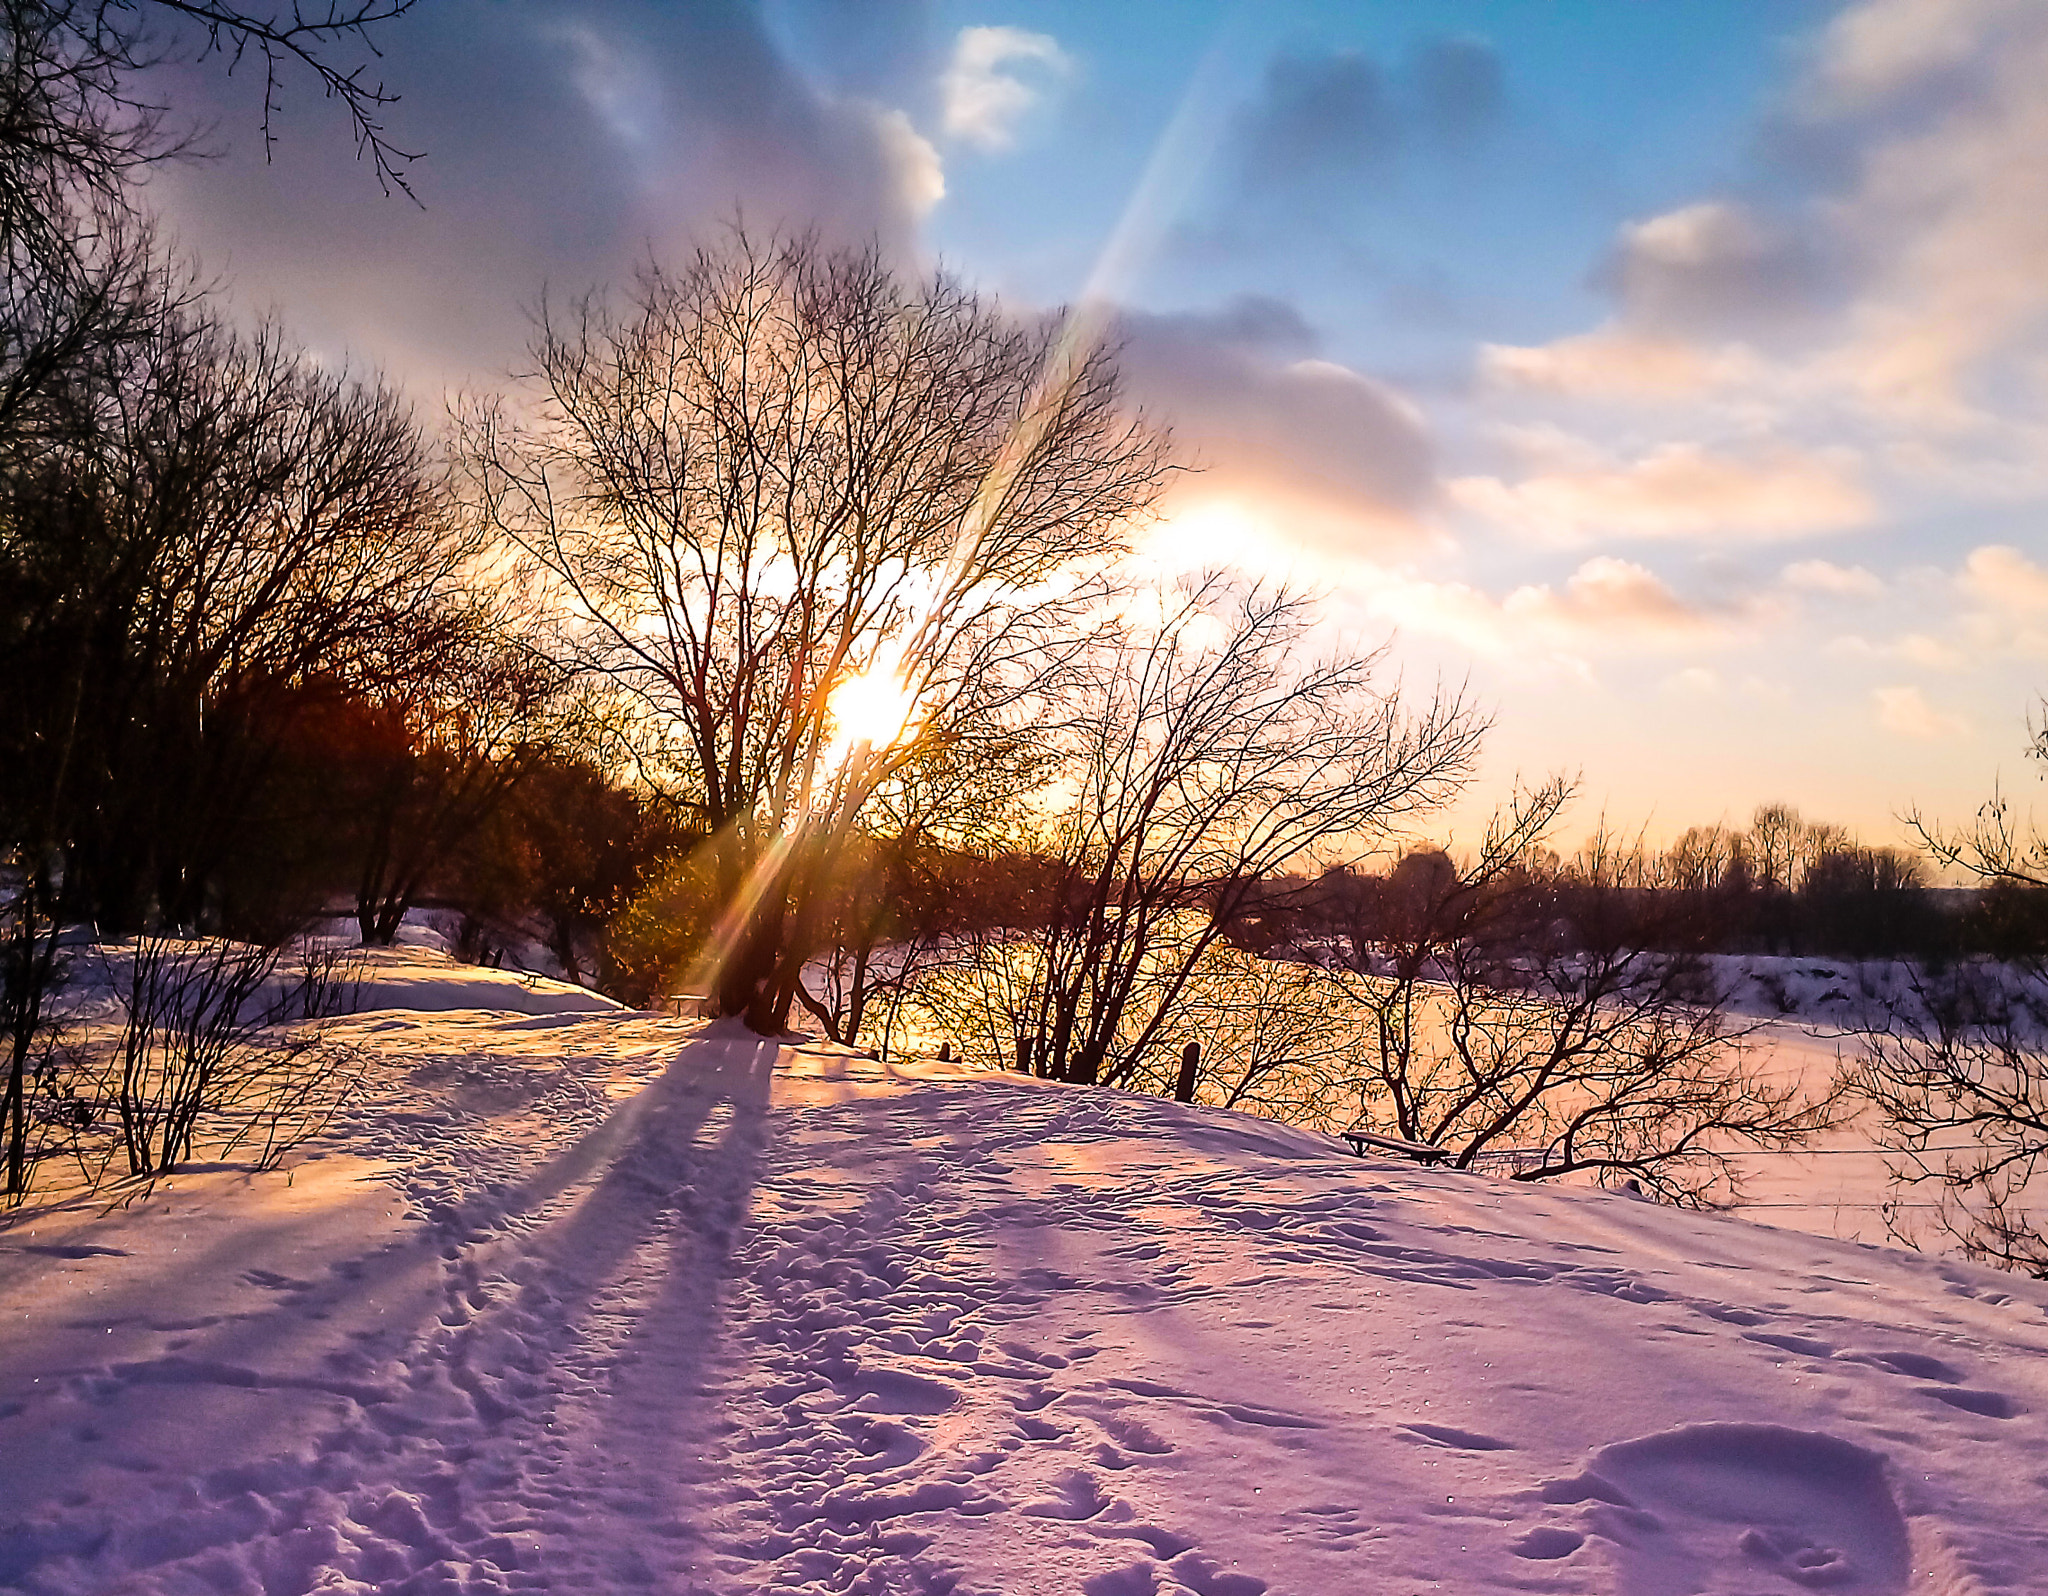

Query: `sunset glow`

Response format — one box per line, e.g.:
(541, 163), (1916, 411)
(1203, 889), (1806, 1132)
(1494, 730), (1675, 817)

(144, 0), (2048, 844)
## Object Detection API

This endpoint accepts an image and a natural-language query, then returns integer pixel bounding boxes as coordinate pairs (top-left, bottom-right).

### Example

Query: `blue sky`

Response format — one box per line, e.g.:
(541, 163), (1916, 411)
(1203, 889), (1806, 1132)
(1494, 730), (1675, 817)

(148, 0), (2048, 849)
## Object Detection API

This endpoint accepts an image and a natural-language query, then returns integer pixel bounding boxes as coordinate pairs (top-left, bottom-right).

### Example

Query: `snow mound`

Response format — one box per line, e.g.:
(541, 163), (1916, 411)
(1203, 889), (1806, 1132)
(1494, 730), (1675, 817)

(0, 1019), (2042, 1595)
(340, 945), (626, 1017)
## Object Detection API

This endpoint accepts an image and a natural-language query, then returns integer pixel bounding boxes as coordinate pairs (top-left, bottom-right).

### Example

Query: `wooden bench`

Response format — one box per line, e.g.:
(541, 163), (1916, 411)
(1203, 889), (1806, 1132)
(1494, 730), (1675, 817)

(1340, 1127), (1452, 1165)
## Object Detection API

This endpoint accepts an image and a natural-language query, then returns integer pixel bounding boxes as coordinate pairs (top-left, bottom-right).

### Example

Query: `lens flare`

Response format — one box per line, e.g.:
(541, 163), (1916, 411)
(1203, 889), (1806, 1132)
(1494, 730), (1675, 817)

(679, 12), (1249, 1014)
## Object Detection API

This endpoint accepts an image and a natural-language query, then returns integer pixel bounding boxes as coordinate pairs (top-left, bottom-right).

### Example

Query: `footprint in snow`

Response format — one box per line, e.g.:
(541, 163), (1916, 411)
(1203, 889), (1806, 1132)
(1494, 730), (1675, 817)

(1400, 1422), (1514, 1451)
(844, 1366), (958, 1415)
(1841, 1349), (1961, 1383)
(1536, 1423), (1911, 1594)
(18, 1243), (128, 1259)
(1021, 1467), (1111, 1521)
(1921, 1386), (2017, 1418)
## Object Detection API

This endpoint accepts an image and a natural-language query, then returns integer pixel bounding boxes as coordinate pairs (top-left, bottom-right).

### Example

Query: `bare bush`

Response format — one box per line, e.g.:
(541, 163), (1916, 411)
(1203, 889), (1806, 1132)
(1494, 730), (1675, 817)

(997, 577), (1479, 1088)
(1318, 787), (1838, 1204)
(1850, 963), (2048, 1276)
(101, 935), (364, 1180)
(1847, 706), (2048, 1273)
(1125, 945), (1360, 1128)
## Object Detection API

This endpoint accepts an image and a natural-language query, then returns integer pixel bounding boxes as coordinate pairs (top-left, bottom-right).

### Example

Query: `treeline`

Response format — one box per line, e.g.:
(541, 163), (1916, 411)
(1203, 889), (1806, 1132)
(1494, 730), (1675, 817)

(0, 4), (698, 990)
(0, 246), (687, 972)
(1228, 801), (2035, 966)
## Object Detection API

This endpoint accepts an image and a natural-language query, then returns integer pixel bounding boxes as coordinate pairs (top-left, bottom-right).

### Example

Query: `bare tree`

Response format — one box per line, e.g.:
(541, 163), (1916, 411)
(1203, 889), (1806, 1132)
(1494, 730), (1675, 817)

(1, 300), (471, 933)
(967, 577), (1481, 1089)
(792, 708), (1059, 1048)
(1, 0), (423, 223)
(0, 0), (421, 1193)
(466, 229), (1169, 1031)
(1323, 786), (1837, 1204)
(343, 624), (570, 945)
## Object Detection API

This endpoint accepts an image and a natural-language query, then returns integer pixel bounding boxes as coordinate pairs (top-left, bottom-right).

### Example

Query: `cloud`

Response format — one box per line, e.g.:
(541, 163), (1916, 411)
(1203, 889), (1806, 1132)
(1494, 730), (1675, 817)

(1112, 297), (1437, 557)
(1492, 0), (2048, 431)
(1451, 441), (1875, 544)
(1783, 558), (1885, 597)
(1874, 684), (1971, 739)
(1596, 200), (1837, 336)
(1235, 50), (1394, 185)
(1479, 328), (1767, 399)
(772, 0), (941, 100)
(1229, 36), (1504, 192)
(1362, 556), (1727, 663)
(1829, 631), (1968, 669)
(1411, 35), (1506, 149)
(1958, 543), (2048, 611)
(144, 0), (952, 391)
(1510, 556), (1716, 635)
(940, 25), (1069, 151)
(870, 106), (946, 215)
(1805, 0), (2024, 111)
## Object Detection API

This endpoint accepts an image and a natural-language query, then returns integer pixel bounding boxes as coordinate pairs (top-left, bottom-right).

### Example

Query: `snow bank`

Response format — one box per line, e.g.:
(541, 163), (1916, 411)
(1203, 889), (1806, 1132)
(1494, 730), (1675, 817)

(0, 1011), (2042, 1594)
(338, 946), (626, 1018)
(50, 941), (626, 1026)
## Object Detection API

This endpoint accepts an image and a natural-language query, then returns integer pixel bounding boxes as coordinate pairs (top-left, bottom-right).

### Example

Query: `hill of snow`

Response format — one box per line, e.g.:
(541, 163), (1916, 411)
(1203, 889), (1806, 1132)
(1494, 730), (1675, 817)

(1, 963), (2044, 1595)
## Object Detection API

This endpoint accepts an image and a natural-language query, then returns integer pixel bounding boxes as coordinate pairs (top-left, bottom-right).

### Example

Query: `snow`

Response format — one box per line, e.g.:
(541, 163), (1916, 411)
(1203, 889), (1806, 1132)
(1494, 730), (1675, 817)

(3, 963), (2046, 1594)
(335, 947), (627, 1019)
(52, 943), (626, 1028)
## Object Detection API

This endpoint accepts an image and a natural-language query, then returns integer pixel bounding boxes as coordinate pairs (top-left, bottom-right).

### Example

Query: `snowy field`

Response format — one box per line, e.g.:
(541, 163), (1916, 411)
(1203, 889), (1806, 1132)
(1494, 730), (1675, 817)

(2, 952), (2045, 1594)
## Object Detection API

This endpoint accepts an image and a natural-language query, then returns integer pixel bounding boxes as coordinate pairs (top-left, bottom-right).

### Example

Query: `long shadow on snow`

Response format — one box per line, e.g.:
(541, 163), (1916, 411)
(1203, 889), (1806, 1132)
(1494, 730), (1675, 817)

(0, 1029), (775, 1585)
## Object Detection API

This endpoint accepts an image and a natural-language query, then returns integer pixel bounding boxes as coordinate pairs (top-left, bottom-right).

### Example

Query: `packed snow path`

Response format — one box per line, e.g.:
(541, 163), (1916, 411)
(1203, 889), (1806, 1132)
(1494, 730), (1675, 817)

(2, 1007), (2046, 1594)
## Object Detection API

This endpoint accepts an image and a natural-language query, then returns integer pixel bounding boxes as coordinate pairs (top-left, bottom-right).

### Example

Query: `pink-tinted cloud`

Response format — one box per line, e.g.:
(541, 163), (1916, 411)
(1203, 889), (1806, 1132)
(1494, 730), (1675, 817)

(1451, 442), (1874, 544)
(1114, 299), (1437, 558)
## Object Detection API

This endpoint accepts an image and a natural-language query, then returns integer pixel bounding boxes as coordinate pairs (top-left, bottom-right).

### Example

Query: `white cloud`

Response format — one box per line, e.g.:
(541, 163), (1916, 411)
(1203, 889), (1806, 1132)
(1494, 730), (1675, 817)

(1810, 0), (2027, 109)
(866, 105), (945, 216)
(1479, 328), (1764, 399)
(1484, 0), (2048, 458)
(1897, 632), (1967, 669)
(1959, 543), (2048, 611)
(1782, 558), (1884, 597)
(941, 26), (1070, 151)
(1874, 684), (1971, 739)
(1114, 301), (1437, 559)
(1666, 666), (1723, 696)
(1451, 442), (1874, 545)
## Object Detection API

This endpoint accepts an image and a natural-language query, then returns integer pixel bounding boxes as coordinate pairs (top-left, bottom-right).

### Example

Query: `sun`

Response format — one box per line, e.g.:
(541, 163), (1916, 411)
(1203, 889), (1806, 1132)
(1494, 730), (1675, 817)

(823, 654), (923, 767)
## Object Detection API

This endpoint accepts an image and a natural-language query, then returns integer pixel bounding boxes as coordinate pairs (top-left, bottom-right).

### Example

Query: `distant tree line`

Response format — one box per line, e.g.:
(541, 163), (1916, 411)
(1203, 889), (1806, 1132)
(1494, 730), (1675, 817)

(1228, 800), (2037, 971)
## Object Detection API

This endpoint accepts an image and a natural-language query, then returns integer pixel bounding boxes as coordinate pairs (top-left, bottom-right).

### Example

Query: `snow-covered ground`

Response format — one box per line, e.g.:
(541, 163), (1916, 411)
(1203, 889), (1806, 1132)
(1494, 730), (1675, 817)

(2, 954), (2045, 1594)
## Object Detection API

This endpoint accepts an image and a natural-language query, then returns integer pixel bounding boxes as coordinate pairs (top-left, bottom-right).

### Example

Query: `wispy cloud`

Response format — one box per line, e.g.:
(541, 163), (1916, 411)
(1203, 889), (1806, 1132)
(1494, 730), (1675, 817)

(1360, 556), (1730, 668)
(1481, 0), (2048, 443)
(1874, 684), (1971, 740)
(1782, 559), (1885, 598)
(940, 25), (1069, 151)
(1451, 441), (1874, 545)
(1114, 298), (1437, 558)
